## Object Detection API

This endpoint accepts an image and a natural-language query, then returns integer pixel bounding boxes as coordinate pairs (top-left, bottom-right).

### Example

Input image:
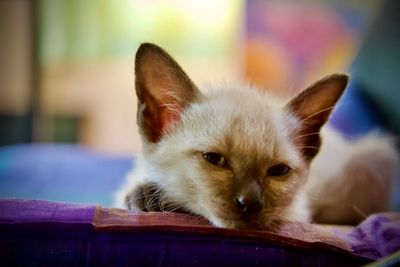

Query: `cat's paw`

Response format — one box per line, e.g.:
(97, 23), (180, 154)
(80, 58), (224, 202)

(125, 182), (164, 211)
(124, 182), (189, 213)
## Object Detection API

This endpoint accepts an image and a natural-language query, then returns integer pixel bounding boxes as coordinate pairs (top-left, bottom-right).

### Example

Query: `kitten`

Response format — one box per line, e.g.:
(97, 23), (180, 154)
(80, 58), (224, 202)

(114, 43), (399, 230)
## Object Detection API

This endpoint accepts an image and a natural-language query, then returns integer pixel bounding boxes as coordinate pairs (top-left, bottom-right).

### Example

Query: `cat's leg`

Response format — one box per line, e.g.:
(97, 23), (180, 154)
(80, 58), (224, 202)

(307, 131), (398, 224)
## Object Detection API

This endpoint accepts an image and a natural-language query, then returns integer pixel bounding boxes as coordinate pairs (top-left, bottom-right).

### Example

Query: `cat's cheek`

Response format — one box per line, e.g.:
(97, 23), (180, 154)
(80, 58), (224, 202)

(263, 171), (306, 207)
(268, 179), (290, 194)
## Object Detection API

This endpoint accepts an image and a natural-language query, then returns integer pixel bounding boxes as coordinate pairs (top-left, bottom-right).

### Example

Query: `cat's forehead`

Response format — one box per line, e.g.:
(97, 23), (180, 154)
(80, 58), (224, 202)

(181, 86), (294, 161)
(203, 86), (283, 116)
(201, 86), (285, 131)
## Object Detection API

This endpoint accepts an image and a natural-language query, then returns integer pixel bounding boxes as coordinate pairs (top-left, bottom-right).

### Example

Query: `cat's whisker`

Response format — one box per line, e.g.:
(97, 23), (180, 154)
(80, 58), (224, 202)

(162, 90), (181, 102)
(130, 193), (152, 206)
(160, 199), (176, 211)
(162, 202), (185, 212)
(144, 197), (157, 210)
(157, 193), (187, 212)
(161, 103), (180, 113)
(352, 204), (368, 219)
(166, 205), (184, 212)
(300, 106), (336, 124)
(291, 132), (321, 141)
(296, 146), (320, 150)
(288, 82), (297, 98)
(144, 189), (165, 210)
(298, 100), (351, 125)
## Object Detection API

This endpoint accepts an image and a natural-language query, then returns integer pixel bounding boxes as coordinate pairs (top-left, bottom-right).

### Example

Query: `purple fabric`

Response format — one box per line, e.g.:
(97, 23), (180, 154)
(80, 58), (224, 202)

(0, 199), (371, 267)
(0, 199), (95, 224)
(339, 213), (400, 259)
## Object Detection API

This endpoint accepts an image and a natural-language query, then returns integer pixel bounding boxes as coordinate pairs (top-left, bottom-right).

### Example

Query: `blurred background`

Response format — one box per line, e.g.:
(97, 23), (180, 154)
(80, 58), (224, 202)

(1, 0), (399, 207)
(1, 0), (394, 155)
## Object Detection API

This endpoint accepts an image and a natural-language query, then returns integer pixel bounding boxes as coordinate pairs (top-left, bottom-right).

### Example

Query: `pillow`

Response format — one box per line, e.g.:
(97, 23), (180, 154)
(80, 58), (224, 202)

(3, 199), (398, 266)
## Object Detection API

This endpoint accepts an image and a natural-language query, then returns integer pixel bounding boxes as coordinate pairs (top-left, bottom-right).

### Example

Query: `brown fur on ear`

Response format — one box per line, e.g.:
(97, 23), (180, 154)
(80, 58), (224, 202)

(135, 43), (201, 143)
(285, 74), (348, 161)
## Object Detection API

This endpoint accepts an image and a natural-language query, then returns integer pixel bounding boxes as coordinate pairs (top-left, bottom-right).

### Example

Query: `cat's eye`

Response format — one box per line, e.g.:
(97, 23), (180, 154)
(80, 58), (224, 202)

(202, 152), (226, 167)
(267, 164), (290, 177)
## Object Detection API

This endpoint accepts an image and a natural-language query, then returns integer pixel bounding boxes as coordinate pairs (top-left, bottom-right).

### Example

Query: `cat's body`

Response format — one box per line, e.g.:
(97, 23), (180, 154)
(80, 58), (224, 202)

(114, 43), (398, 230)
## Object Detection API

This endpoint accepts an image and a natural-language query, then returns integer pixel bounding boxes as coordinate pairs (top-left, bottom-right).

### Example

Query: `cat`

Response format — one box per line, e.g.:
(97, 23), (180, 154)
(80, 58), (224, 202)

(114, 43), (399, 230)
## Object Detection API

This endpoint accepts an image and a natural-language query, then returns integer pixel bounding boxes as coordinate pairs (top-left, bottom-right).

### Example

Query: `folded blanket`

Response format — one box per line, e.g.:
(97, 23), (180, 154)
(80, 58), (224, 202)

(2, 199), (399, 266)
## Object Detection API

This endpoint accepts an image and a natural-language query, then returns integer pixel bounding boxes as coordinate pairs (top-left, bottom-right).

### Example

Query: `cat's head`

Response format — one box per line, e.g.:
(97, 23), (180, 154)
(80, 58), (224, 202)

(131, 43), (348, 229)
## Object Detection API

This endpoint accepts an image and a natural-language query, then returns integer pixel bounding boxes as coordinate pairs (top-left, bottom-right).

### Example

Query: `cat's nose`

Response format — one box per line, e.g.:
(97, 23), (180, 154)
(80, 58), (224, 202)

(235, 182), (263, 215)
(235, 196), (263, 214)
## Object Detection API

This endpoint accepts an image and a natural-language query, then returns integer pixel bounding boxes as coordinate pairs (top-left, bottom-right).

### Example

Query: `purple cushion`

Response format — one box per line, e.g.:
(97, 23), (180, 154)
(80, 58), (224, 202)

(3, 199), (395, 266)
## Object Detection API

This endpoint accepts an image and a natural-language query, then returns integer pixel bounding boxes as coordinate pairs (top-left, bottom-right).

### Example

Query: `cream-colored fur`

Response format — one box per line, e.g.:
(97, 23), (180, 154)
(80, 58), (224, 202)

(113, 43), (399, 230)
(115, 86), (311, 229)
(306, 128), (398, 224)
(114, 84), (398, 227)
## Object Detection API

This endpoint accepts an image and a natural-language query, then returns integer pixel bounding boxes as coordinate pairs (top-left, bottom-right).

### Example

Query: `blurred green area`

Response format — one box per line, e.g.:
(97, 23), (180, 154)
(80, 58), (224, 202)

(2, 0), (399, 152)
(38, 0), (241, 66)
(1, 0), (242, 151)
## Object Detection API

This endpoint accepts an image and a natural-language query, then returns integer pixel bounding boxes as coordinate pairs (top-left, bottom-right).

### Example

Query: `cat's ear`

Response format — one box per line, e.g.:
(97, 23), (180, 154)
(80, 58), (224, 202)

(135, 43), (201, 143)
(284, 74), (348, 160)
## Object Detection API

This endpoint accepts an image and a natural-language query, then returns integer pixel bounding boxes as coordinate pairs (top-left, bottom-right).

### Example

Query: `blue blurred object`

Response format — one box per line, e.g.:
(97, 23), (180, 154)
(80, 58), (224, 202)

(350, 0), (400, 135)
(329, 80), (385, 139)
(329, 0), (400, 138)
(0, 144), (132, 207)
(328, 0), (400, 211)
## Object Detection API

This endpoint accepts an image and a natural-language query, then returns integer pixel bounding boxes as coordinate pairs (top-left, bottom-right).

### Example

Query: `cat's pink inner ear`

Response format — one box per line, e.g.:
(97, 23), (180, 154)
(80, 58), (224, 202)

(285, 74), (348, 160)
(138, 89), (184, 143)
(135, 43), (200, 143)
(158, 97), (184, 133)
(137, 79), (188, 142)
